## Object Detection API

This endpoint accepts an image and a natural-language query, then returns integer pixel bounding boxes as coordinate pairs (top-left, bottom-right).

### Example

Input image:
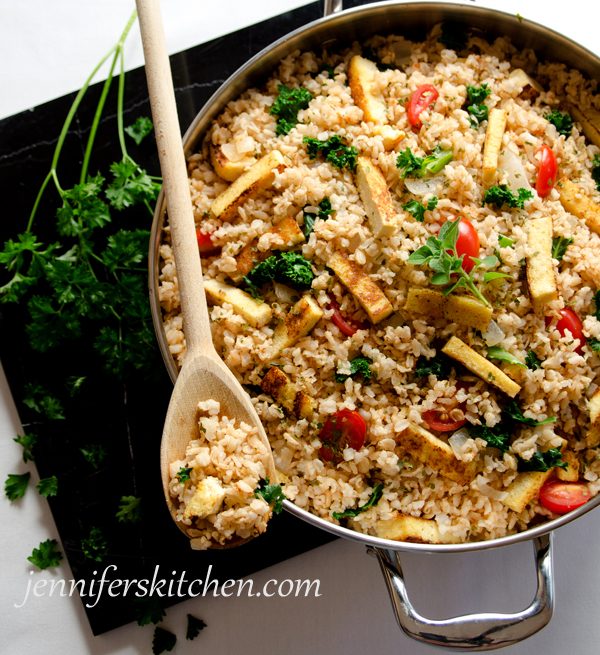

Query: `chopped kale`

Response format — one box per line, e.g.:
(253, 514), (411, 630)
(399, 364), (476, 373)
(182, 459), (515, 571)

(502, 399), (556, 427)
(335, 356), (373, 383)
(525, 350), (542, 370)
(244, 251), (314, 290)
(176, 466), (193, 483)
(415, 354), (452, 379)
(465, 84), (491, 127)
(518, 448), (567, 472)
(303, 135), (358, 171)
(545, 110), (573, 137)
(594, 290), (600, 322)
(484, 185), (533, 209)
(302, 197), (333, 239)
(397, 146), (453, 178)
(469, 424), (511, 453)
(552, 236), (573, 262)
(332, 483), (384, 520)
(403, 196), (438, 222)
(270, 84), (313, 136)
(587, 337), (600, 352)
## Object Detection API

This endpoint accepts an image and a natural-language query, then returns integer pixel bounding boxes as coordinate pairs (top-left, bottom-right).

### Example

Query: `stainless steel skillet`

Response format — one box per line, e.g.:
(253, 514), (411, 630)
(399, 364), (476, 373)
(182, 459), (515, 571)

(148, 1), (600, 649)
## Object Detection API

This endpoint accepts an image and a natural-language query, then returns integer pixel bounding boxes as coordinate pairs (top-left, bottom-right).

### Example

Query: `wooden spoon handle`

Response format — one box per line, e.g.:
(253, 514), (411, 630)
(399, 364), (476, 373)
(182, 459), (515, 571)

(136, 0), (213, 356)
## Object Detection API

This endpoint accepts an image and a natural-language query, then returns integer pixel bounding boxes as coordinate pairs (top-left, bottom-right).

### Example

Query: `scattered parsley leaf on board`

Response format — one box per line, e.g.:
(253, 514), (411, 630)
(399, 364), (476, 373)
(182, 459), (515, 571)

(303, 135), (358, 171)
(135, 597), (166, 626)
(335, 356), (373, 383)
(255, 478), (286, 514)
(525, 350), (542, 370)
(186, 614), (207, 640)
(270, 85), (313, 136)
(152, 627), (177, 655)
(124, 116), (154, 145)
(14, 433), (38, 462)
(176, 467), (193, 483)
(22, 383), (65, 420)
(545, 110), (573, 137)
(116, 495), (142, 523)
(552, 236), (573, 262)
(37, 475), (58, 498)
(27, 538), (63, 570)
(332, 483), (384, 520)
(518, 448), (567, 472)
(81, 526), (108, 562)
(4, 472), (30, 500)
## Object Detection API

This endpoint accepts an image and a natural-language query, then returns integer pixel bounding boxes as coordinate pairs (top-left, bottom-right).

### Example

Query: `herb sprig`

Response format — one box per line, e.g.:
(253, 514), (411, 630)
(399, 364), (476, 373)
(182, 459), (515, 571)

(302, 197), (332, 239)
(403, 197), (438, 222)
(332, 483), (384, 520)
(303, 135), (358, 171)
(484, 185), (533, 210)
(335, 356), (373, 383)
(465, 83), (491, 127)
(270, 85), (313, 136)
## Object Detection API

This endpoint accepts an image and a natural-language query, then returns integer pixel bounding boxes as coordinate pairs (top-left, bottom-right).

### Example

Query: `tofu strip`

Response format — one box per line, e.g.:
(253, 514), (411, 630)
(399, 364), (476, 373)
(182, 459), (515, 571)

(204, 279), (272, 328)
(482, 108), (507, 187)
(566, 102), (600, 147)
(355, 156), (398, 237)
(442, 336), (521, 397)
(404, 288), (492, 330)
(270, 295), (324, 357)
(525, 215), (558, 313)
(376, 515), (444, 544)
(558, 179), (600, 235)
(328, 251), (393, 324)
(348, 55), (387, 124)
(261, 366), (314, 419)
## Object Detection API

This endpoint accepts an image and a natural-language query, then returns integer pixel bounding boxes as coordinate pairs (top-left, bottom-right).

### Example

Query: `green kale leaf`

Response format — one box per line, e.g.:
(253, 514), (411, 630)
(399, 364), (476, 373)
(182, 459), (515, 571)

(244, 251), (314, 290)
(403, 196), (438, 222)
(484, 185), (533, 209)
(551, 236), (573, 262)
(415, 354), (452, 379)
(468, 424), (511, 452)
(518, 448), (567, 472)
(270, 85), (313, 136)
(545, 110), (573, 137)
(302, 197), (333, 239)
(335, 356), (373, 382)
(525, 350), (542, 370)
(332, 483), (384, 520)
(502, 399), (556, 427)
(303, 134), (358, 171)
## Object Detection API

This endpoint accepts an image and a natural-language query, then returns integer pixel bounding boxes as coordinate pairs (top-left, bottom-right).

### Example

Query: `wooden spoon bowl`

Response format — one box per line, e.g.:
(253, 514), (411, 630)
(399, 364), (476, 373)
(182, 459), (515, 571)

(137, 0), (276, 547)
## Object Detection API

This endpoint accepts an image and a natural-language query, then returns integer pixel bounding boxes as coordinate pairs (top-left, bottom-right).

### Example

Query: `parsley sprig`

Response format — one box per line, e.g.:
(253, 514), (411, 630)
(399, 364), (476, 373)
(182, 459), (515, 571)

(407, 218), (501, 307)
(254, 478), (286, 514)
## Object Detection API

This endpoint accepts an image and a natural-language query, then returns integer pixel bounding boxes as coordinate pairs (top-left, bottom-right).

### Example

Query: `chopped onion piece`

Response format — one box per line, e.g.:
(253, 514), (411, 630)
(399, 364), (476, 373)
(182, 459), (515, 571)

(474, 475), (508, 501)
(273, 282), (298, 304)
(404, 175), (444, 197)
(448, 428), (471, 457)
(498, 149), (532, 193)
(482, 319), (505, 346)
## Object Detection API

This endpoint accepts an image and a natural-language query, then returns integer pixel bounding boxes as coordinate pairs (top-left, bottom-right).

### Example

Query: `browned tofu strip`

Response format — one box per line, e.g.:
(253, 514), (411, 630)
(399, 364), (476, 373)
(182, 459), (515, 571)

(271, 295), (324, 357)
(210, 143), (256, 182)
(404, 288), (492, 330)
(261, 366), (314, 420)
(355, 156), (398, 237)
(376, 515), (443, 543)
(328, 251), (393, 324)
(396, 422), (476, 485)
(230, 217), (305, 283)
(502, 471), (552, 513)
(566, 102), (600, 147)
(210, 150), (285, 222)
(348, 55), (387, 124)
(556, 450), (580, 482)
(558, 179), (600, 235)
(526, 215), (558, 313)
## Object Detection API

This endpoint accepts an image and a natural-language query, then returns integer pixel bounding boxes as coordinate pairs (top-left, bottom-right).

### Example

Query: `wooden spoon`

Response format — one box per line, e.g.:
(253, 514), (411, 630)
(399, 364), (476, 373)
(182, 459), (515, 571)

(136, 0), (277, 546)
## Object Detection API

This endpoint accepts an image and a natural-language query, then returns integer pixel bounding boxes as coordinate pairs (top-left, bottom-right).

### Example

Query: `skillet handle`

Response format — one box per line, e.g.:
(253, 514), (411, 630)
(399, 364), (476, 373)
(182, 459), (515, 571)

(323, 0), (344, 16)
(371, 533), (554, 651)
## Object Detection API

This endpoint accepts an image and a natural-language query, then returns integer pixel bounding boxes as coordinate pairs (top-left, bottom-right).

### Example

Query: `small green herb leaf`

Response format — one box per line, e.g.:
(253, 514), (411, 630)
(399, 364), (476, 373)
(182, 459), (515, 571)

(37, 475), (58, 498)
(592, 154), (600, 192)
(525, 350), (542, 370)
(255, 478), (286, 514)
(518, 448), (567, 472)
(503, 399), (556, 427)
(303, 135), (358, 171)
(177, 467), (193, 483)
(484, 185), (533, 210)
(81, 526), (108, 562)
(498, 234), (515, 248)
(4, 472), (30, 500)
(469, 424), (511, 452)
(332, 483), (384, 520)
(116, 495), (142, 523)
(403, 196), (438, 222)
(270, 85), (313, 136)
(153, 627), (177, 654)
(13, 433), (37, 462)
(124, 116), (154, 145)
(487, 346), (526, 367)
(545, 110), (573, 137)
(551, 236), (573, 262)
(335, 356), (373, 383)
(302, 197), (332, 239)
(27, 538), (63, 570)
(415, 354), (452, 378)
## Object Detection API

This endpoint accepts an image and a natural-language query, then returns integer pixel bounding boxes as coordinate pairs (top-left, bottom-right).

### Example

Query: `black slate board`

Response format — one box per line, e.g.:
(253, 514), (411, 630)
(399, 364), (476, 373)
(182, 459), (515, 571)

(0, 0), (379, 635)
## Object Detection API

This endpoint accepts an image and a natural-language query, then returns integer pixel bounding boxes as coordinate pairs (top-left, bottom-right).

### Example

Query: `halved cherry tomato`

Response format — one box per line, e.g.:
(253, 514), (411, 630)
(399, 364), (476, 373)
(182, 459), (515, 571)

(422, 409), (467, 432)
(539, 479), (591, 514)
(545, 307), (584, 354)
(447, 217), (480, 273)
(328, 297), (366, 337)
(407, 84), (439, 130)
(319, 408), (367, 462)
(196, 228), (220, 255)
(535, 145), (558, 198)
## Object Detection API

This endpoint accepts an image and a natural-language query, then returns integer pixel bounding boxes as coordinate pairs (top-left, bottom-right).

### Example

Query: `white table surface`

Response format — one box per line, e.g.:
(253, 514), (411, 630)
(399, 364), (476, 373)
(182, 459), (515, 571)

(1, 1), (599, 653)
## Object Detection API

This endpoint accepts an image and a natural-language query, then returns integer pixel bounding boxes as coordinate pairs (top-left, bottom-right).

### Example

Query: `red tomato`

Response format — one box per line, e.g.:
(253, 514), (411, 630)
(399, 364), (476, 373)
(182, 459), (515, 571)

(545, 308), (584, 354)
(422, 409), (467, 432)
(196, 229), (219, 255)
(407, 84), (439, 130)
(539, 480), (591, 514)
(535, 145), (558, 198)
(328, 297), (366, 337)
(319, 409), (367, 462)
(450, 217), (480, 273)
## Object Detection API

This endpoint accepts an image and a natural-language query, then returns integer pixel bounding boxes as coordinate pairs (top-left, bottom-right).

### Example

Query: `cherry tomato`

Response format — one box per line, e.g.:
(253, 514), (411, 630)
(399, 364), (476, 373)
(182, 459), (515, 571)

(328, 297), (366, 337)
(407, 84), (439, 130)
(539, 479), (591, 514)
(318, 408), (367, 462)
(535, 145), (558, 198)
(545, 307), (584, 354)
(422, 409), (467, 432)
(196, 229), (219, 255)
(450, 217), (480, 273)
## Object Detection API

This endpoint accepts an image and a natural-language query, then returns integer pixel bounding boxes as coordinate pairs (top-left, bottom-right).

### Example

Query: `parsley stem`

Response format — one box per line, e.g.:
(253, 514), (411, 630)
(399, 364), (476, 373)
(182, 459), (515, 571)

(116, 47), (128, 161)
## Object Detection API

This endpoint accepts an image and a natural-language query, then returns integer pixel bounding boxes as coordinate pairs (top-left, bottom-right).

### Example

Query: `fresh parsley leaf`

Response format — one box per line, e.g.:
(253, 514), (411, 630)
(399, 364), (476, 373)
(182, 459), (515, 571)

(332, 483), (384, 520)
(304, 135), (358, 171)
(101, 229), (150, 271)
(27, 538), (63, 570)
(56, 175), (111, 237)
(335, 356), (373, 383)
(4, 472), (30, 500)
(153, 627), (177, 655)
(487, 346), (526, 368)
(270, 85), (313, 136)
(135, 597), (166, 626)
(177, 466), (193, 483)
(502, 399), (556, 427)
(465, 84), (491, 126)
(80, 444), (107, 469)
(245, 251), (314, 290)
(466, 83), (491, 106)
(551, 236), (573, 262)
(14, 433), (37, 462)
(36, 475), (58, 498)
(518, 448), (567, 472)
(498, 234), (515, 248)
(186, 614), (207, 640)
(484, 185), (533, 209)
(23, 383), (65, 420)
(116, 495), (142, 523)
(397, 146), (453, 178)
(124, 116), (154, 145)
(415, 354), (452, 378)
(592, 154), (600, 192)
(469, 424), (511, 452)
(525, 350), (542, 370)
(81, 526), (108, 563)
(545, 110), (573, 137)
(588, 337), (600, 352)
(302, 197), (332, 239)
(105, 158), (160, 211)
(255, 478), (286, 514)
(403, 196), (438, 222)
